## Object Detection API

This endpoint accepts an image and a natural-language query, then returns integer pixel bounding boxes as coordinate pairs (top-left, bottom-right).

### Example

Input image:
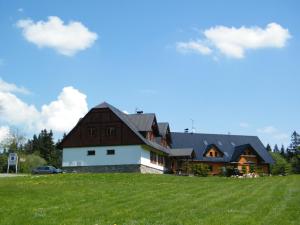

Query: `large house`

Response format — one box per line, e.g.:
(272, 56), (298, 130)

(60, 102), (274, 174)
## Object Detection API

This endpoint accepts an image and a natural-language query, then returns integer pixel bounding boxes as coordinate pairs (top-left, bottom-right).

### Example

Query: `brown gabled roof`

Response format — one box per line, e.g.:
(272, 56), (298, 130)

(95, 102), (170, 154)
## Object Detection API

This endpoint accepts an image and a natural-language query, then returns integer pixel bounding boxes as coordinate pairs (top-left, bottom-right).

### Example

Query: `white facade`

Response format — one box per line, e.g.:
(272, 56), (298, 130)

(62, 145), (165, 171)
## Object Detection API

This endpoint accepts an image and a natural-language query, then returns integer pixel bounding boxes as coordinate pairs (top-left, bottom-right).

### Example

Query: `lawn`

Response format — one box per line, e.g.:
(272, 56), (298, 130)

(0, 174), (299, 225)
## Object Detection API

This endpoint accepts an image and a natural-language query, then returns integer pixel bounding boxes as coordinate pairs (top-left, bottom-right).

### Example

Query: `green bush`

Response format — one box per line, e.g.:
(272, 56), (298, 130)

(0, 154), (8, 173)
(270, 152), (291, 175)
(191, 163), (210, 177)
(250, 164), (255, 173)
(291, 154), (300, 174)
(242, 165), (247, 174)
(19, 154), (46, 173)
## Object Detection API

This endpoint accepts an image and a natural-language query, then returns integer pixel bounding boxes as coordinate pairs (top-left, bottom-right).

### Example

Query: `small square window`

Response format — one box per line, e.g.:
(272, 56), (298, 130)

(107, 149), (115, 155)
(87, 150), (96, 156)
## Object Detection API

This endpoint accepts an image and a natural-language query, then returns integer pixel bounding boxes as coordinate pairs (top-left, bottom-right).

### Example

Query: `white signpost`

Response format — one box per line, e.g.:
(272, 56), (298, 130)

(7, 153), (18, 174)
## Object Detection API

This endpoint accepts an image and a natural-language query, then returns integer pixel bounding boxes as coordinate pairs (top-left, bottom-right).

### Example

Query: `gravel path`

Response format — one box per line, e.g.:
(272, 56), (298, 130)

(0, 173), (28, 178)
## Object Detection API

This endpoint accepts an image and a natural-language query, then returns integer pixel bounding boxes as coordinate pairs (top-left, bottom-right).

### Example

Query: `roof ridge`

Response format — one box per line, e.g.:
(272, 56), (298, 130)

(171, 132), (258, 138)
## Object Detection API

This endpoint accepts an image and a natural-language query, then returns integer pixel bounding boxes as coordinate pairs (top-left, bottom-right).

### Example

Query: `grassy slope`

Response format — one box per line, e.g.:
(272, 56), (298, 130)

(0, 174), (299, 225)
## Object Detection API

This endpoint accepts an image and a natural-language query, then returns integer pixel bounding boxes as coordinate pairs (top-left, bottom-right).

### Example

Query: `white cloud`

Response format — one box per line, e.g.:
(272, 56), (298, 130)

(41, 87), (88, 132)
(257, 126), (278, 134)
(122, 110), (129, 115)
(17, 16), (98, 56)
(257, 125), (289, 144)
(176, 41), (212, 55)
(177, 23), (291, 59)
(0, 78), (30, 94)
(239, 122), (249, 128)
(0, 79), (88, 133)
(0, 126), (10, 143)
(0, 91), (41, 130)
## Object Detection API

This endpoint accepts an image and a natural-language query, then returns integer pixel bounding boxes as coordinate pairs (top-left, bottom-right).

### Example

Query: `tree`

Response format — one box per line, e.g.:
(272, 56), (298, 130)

(24, 129), (62, 168)
(270, 152), (291, 175)
(288, 131), (300, 155)
(266, 144), (272, 152)
(280, 145), (285, 157)
(1, 128), (26, 153)
(273, 144), (279, 153)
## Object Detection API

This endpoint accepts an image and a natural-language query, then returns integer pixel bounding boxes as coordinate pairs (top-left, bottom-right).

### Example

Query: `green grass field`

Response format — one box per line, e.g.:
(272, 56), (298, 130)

(0, 174), (299, 225)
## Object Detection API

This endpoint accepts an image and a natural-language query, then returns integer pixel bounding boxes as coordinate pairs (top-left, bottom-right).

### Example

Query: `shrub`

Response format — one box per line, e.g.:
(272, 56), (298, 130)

(19, 154), (46, 173)
(242, 165), (247, 174)
(191, 163), (210, 177)
(249, 164), (255, 173)
(270, 152), (291, 175)
(290, 154), (300, 174)
(0, 154), (8, 173)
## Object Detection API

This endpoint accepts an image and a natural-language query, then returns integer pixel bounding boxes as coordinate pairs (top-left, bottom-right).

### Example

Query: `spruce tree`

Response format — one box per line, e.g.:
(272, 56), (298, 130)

(273, 144), (279, 153)
(266, 144), (272, 152)
(280, 145), (285, 157)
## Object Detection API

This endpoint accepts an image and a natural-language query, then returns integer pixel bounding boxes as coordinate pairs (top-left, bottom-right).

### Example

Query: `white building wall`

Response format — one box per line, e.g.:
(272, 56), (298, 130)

(62, 145), (165, 171)
(140, 148), (165, 171)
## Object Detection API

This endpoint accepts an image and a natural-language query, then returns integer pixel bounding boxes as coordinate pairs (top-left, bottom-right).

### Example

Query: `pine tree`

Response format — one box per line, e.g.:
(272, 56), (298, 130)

(266, 144), (272, 152)
(289, 131), (300, 152)
(280, 145), (285, 157)
(286, 131), (300, 160)
(273, 144), (279, 153)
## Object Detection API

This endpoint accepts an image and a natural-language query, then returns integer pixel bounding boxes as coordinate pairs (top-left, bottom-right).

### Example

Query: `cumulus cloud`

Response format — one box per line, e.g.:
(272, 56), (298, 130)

(0, 79), (88, 133)
(17, 16), (98, 56)
(0, 126), (10, 143)
(177, 23), (291, 59)
(176, 41), (212, 55)
(257, 126), (289, 143)
(0, 78), (30, 94)
(41, 87), (88, 132)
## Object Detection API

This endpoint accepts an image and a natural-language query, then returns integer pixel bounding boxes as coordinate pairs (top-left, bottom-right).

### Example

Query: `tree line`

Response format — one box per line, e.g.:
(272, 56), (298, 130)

(0, 129), (64, 173)
(267, 131), (300, 174)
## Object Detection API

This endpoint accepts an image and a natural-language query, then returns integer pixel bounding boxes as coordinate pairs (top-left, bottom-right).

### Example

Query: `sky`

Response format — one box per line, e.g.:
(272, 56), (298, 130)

(0, 0), (299, 148)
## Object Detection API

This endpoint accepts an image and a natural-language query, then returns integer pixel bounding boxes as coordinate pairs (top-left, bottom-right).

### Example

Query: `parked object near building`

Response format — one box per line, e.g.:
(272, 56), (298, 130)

(59, 102), (274, 174)
(32, 166), (63, 175)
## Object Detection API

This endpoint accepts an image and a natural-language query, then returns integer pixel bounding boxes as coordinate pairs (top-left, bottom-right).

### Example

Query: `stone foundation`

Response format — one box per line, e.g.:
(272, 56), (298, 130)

(140, 165), (164, 174)
(63, 164), (164, 174)
(63, 164), (140, 173)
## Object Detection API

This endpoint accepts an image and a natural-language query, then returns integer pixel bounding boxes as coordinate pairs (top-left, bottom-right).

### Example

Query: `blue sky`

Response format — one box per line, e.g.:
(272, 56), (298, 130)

(0, 0), (299, 147)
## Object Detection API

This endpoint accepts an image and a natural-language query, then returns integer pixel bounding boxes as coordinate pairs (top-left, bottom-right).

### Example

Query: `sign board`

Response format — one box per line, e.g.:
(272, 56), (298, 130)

(8, 153), (18, 166)
(7, 153), (18, 173)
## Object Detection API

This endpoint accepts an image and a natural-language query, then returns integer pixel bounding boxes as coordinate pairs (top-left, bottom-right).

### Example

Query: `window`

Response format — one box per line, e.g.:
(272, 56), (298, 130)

(107, 149), (115, 155)
(215, 152), (218, 157)
(158, 155), (164, 165)
(106, 127), (116, 136)
(88, 127), (97, 137)
(150, 151), (157, 164)
(87, 150), (96, 156)
(209, 152), (213, 157)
